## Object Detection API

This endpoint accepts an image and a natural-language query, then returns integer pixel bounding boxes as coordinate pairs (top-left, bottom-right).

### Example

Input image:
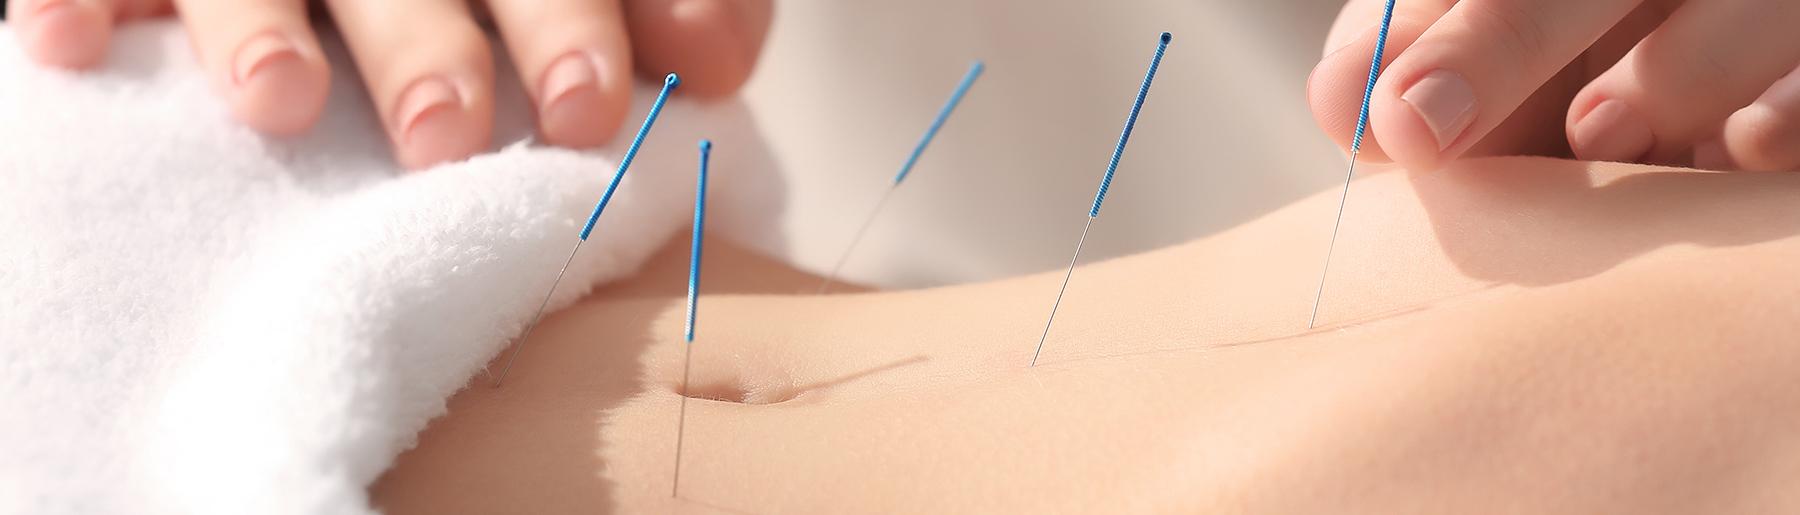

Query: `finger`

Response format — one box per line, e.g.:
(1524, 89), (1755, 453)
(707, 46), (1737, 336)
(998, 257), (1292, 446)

(1569, 0), (1800, 165)
(622, 0), (773, 97)
(11, 0), (119, 68)
(1695, 68), (1800, 172)
(1366, 0), (1643, 170)
(172, 0), (330, 136)
(325, 0), (495, 170)
(486, 0), (632, 148)
(116, 0), (174, 18)
(1307, 0), (1453, 163)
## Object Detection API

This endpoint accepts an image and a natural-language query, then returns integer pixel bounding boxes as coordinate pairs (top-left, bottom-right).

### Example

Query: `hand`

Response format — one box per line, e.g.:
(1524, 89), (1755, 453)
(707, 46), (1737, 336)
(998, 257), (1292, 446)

(1309, 0), (1800, 172)
(8, 0), (773, 169)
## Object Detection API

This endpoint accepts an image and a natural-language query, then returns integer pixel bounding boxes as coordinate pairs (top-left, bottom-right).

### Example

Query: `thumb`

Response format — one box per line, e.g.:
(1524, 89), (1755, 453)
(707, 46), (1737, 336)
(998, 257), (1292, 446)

(1366, 0), (1640, 170)
(1307, 0), (1448, 164)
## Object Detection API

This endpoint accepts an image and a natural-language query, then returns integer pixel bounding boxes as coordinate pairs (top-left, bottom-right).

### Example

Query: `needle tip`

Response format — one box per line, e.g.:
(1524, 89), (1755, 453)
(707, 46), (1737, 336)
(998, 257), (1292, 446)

(1160, 32), (1172, 44)
(664, 73), (680, 88)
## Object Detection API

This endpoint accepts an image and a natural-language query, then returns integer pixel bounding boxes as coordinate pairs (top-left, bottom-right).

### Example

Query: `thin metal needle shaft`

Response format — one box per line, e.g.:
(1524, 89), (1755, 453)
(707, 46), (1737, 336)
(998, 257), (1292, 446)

(671, 340), (694, 497)
(815, 187), (896, 294)
(1031, 32), (1170, 367)
(673, 140), (712, 498)
(490, 243), (581, 387)
(1309, 156), (1358, 329)
(491, 73), (681, 387)
(815, 61), (984, 294)
(1030, 217), (1093, 366)
(1309, 0), (1396, 329)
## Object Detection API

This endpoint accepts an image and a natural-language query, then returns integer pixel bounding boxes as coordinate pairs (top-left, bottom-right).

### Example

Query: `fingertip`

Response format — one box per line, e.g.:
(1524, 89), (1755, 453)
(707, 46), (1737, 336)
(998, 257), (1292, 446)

(396, 108), (489, 171)
(1371, 81), (1450, 171)
(393, 77), (491, 170)
(624, 0), (772, 97)
(1372, 68), (1479, 171)
(322, 0), (497, 171)
(1307, 40), (1392, 162)
(1306, 48), (1358, 148)
(487, 0), (642, 151)
(1719, 105), (1800, 172)
(537, 52), (628, 148)
(21, 0), (114, 69)
(227, 33), (331, 136)
(1567, 99), (1654, 164)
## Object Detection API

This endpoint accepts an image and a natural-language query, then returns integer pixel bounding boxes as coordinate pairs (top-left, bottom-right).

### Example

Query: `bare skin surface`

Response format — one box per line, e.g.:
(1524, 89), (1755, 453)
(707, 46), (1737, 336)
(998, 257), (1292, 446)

(373, 157), (1800, 514)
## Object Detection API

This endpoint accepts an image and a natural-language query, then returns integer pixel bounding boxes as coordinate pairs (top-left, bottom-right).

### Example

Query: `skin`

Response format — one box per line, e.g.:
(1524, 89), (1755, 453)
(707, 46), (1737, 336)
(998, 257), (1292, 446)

(373, 157), (1800, 513)
(1310, 0), (1800, 172)
(7, 0), (774, 169)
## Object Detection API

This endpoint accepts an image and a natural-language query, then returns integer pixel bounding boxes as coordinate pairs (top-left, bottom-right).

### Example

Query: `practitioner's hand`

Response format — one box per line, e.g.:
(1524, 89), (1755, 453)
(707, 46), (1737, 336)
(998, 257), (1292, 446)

(1309, 0), (1800, 172)
(8, 0), (773, 169)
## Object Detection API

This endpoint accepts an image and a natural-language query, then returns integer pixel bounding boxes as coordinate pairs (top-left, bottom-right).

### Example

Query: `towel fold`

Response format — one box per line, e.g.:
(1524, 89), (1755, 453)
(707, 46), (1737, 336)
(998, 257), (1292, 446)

(0, 21), (780, 514)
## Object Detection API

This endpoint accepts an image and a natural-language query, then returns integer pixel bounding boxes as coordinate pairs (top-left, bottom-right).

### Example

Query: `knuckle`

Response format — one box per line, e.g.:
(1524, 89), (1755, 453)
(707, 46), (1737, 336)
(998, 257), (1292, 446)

(1689, 45), (1735, 85)
(1462, 1), (1551, 69)
(438, 24), (496, 73)
(1730, 107), (1800, 170)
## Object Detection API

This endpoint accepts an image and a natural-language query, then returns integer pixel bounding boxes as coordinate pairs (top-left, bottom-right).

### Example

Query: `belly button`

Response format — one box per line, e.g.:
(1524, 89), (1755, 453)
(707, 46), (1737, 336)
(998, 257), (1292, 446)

(669, 373), (800, 406)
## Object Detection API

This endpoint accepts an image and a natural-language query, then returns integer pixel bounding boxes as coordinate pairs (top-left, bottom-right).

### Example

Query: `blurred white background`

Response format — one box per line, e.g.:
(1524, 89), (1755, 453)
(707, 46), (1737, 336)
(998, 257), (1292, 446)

(738, 0), (1347, 288)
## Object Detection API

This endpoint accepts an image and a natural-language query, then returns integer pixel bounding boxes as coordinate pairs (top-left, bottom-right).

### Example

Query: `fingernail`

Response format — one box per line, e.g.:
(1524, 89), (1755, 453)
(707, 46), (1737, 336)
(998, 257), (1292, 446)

(228, 33), (323, 135)
(1570, 99), (1654, 163)
(31, 0), (72, 15)
(538, 52), (607, 147)
(542, 52), (598, 106)
(231, 32), (300, 86)
(1692, 138), (1732, 170)
(1400, 70), (1478, 151)
(669, 0), (722, 23)
(395, 77), (479, 168)
(396, 77), (463, 144)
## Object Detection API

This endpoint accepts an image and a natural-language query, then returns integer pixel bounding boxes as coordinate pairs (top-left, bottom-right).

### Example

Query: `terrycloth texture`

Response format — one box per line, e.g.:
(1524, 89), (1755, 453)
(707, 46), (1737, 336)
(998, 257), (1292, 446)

(0, 22), (782, 514)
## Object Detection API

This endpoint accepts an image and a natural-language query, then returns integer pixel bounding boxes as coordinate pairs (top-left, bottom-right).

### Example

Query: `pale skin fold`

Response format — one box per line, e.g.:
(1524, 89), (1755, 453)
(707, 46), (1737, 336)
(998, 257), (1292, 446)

(373, 157), (1800, 514)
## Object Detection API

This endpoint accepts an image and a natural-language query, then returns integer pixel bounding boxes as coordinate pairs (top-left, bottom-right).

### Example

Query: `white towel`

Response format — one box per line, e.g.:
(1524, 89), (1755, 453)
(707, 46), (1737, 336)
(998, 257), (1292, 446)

(0, 21), (781, 514)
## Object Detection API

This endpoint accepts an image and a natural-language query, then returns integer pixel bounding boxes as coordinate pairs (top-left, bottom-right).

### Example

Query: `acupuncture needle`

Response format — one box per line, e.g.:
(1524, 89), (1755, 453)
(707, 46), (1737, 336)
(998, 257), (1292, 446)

(815, 60), (985, 294)
(672, 140), (711, 498)
(491, 73), (681, 388)
(1308, 0), (1398, 329)
(1029, 32), (1171, 367)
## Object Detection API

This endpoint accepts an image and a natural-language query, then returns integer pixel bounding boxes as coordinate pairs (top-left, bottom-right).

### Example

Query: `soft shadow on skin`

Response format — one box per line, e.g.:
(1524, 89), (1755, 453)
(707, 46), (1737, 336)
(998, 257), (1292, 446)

(602, 230), (870, 298)
(1031, 288), (1478, 369)
(1412, 158), (1800, 286)
(789, 355), (929, 402)
(371, 297), (660, 514)
(374, 234), (886, 514)
(680, 497), (765, 515)
(369, 97), (792, 511)
(373, 231), (762, 513)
